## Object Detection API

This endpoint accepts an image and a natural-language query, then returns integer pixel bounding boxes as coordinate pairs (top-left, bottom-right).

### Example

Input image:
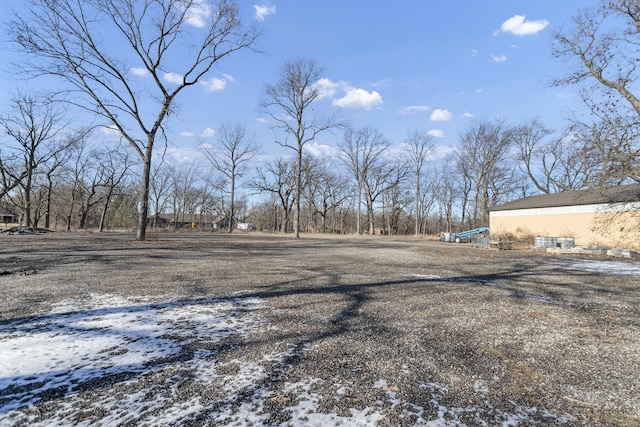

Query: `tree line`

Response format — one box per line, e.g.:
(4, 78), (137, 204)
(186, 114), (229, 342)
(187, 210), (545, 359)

(1, 0), (639, 238)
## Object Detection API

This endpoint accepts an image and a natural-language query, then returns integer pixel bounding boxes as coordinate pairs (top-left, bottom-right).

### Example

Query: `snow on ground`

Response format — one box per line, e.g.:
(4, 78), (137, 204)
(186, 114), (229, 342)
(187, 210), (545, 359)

(550, 257), (640, 277)
(1, 293), (575, 426)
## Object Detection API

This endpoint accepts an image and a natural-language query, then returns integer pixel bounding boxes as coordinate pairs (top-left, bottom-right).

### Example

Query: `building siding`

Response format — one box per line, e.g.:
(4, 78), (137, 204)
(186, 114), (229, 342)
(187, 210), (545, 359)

(490, 203), (640, 248)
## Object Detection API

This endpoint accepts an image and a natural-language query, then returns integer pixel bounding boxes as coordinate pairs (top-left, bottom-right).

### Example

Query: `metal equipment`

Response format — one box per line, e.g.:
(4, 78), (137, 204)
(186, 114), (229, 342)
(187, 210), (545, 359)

(439, 227), (489, 243)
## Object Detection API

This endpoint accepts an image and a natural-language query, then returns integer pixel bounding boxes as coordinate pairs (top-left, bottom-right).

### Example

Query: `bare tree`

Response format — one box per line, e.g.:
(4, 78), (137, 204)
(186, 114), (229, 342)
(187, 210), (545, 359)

(455, 119), (513, 226)
(570, 91), (640, 185)
(11, 0), (260, 240)
(0, 158), (28, 202)
(0, 93), (76, 227)
(339, 126), (381, 234)
(260, 59), (338, 239)
(417, 170), (439, 234)
(403, 130), (435, 235)
(433, 162), (460, 234)
(306, 156), (349, 233)
(553, 0), (640, 184)
(512, 119), (555, 194)
(98, 146), (134, 232)
(381, 167), (411, 235)
(340, 126), (406, 235)
(170, 161), (202, 228)
(513, 120), (592, 193)
(149, 161), (176, 228)
(247, 158), (296, 233)
(200, 122), (260, 232)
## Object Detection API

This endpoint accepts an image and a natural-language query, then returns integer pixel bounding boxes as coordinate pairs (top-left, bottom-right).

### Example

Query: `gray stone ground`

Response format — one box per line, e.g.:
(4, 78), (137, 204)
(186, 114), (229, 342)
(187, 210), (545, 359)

(0, 232), (639, 426)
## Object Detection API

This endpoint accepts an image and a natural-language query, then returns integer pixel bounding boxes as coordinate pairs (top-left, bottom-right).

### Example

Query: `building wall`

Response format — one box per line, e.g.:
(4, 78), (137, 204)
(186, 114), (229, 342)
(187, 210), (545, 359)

(490, 202), (640, 248)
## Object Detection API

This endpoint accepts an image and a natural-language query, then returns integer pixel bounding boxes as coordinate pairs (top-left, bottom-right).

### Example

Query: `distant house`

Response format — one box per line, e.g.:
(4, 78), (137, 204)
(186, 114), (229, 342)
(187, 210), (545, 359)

(235, 222), (255, 231)
(489, 184), (640, 248)
(151, 213), (227, 229)
(1, 213), (16, 224)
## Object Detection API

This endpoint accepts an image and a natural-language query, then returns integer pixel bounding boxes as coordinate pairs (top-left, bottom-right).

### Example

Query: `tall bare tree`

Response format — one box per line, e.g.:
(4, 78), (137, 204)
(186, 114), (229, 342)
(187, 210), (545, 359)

(149, 161), (176, 228)
(513, 119), (592, 193)
(403, 130), (434, 235)
(512, 119), (554, 194)
(553, 0), (640, 184)
(306, 156), (348, 234)
(260, 59), (338, 239)
(339, 126), (366, 234)
(247, 157), (296, 233)
(98, 146), (134, 232)
(434, 162), (460, 234)
(417, 170), (439, 234)
(170, 161), (202, 227)
(200, 122), (260, 232)
(0, 93), (76, 227)
(340, 126), (405, 235)
(10, 0), (260, 240)
(455, 119), (513, 226)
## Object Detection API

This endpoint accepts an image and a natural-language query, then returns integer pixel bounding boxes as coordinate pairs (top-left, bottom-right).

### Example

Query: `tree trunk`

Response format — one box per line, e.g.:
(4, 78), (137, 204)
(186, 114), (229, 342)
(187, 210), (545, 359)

(356, 183), (362, 235)
(281, 208), (288, 233)
(136, 143), (153, 241)
(79, 203), (88, 229)
(415, 170), (420, 236)
(293, 149), (302, 239)
(365, 193), (375, 235)
(99, 193), (112, 232)
(24, 179), (32, 227)
(228, 171), (235, 233)
(66, 184), (76, 231)
(45, 174), (53, 229)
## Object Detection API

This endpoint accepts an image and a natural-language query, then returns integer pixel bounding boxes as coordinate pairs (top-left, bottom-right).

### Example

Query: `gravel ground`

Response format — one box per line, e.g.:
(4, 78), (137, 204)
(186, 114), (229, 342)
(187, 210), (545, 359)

(0, 232), (639, 426)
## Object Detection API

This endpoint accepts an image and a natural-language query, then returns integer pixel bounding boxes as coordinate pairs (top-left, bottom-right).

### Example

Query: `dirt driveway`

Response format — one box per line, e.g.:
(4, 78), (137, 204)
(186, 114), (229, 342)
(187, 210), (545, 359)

(0, 232), (639, 426)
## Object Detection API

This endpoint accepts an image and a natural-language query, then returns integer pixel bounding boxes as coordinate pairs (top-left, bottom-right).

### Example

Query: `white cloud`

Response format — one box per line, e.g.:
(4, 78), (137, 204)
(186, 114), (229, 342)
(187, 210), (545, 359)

(430, 109), (452, 122)
(313, 78), (345, 100)
(471, 49), (479, 57)
(201, 77), (227, 92)
(398, 105), (430, 115)
(304, 141), (340, 159)
(254, 3), (276, 21)
(180, 131), (195, 137)
(166, 146), (205, 163)
(499, 15), (549, 36)
(200, 127), (216, 138)
(332, 88), (382, 110)
(474, 88), (483, 94)
(164, 72), (184, 85)
(182, 0), (211, 28)
(490, 54), (507, 63)
(313, 78), (383, 111)
(427, 129), (444, 138)
(463, 111), (474, 118)
(130, 67), (148, 77)
(430, 145), (456, 161)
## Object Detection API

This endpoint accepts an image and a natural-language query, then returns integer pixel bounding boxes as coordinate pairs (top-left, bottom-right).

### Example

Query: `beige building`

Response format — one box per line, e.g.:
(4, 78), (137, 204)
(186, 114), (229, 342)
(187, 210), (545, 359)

(489, 184), (640, 248)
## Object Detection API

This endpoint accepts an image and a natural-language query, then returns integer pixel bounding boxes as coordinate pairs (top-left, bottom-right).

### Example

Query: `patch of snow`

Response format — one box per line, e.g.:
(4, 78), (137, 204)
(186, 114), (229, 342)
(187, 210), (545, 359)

(1, 293), (575, 426)
(551, 258), (640, 277)
(0, 294), (267, 425)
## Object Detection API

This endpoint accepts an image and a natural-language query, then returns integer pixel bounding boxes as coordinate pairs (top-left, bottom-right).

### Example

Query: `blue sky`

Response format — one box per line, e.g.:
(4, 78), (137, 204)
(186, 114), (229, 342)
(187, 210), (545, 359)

(1, 1), (599, 164)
